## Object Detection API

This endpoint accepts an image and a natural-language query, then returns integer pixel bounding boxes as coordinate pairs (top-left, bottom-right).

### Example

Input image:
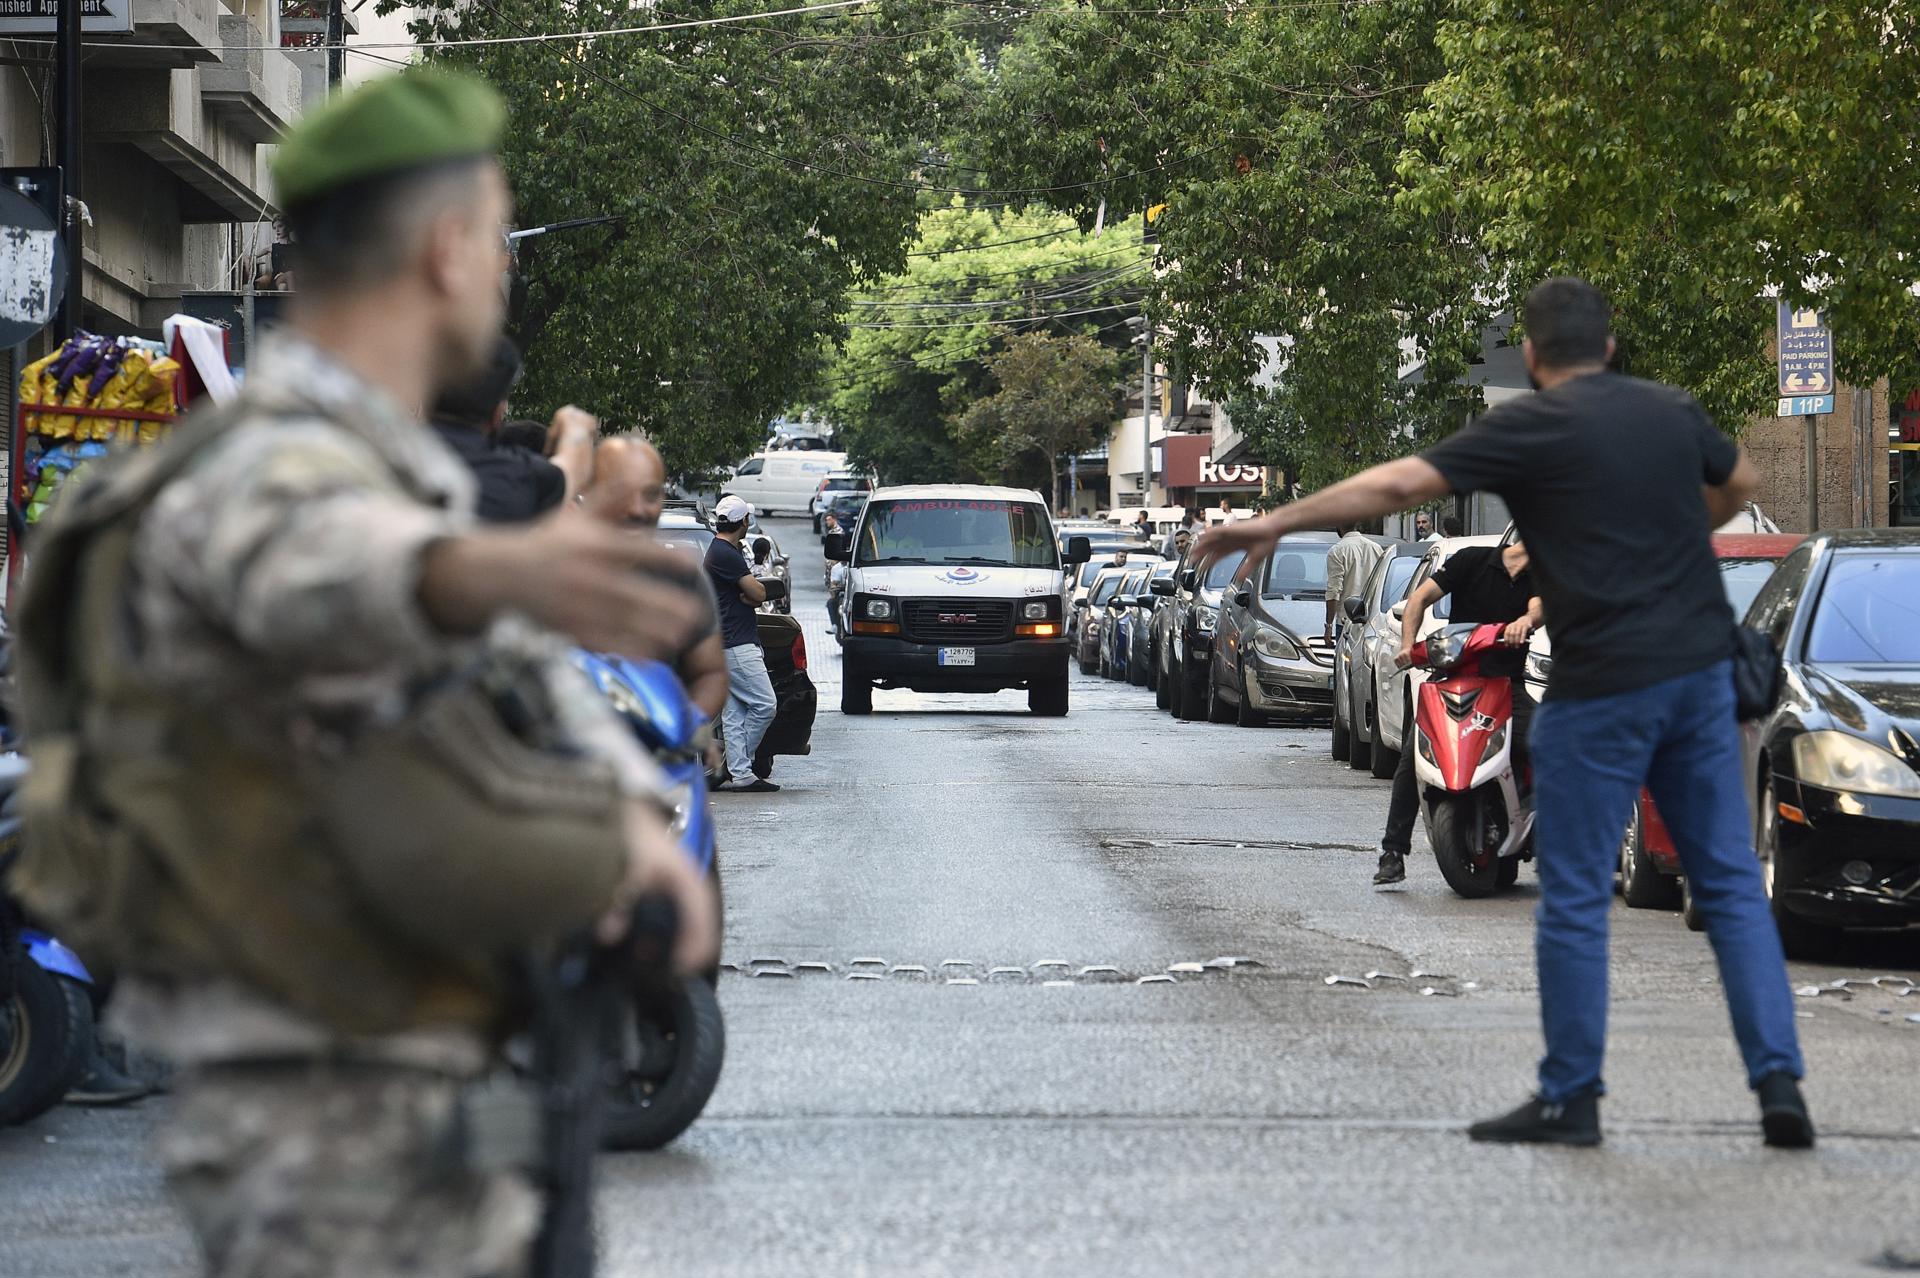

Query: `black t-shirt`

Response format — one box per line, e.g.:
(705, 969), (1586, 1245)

(1420, 371), (1739, 700)
(1429, 545), (1533, 679)
(703, 539), (761, 649)
(431, 419), (567, 524)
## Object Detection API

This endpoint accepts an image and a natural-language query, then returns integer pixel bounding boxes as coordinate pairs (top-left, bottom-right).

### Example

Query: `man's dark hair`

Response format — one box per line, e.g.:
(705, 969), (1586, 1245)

(1441, 514), (1465, 537)
(283, 156), (491, 294)
(1523, 277), (1611, 368)
(497, 418), (547, 453)
(432, 336), (522, 427)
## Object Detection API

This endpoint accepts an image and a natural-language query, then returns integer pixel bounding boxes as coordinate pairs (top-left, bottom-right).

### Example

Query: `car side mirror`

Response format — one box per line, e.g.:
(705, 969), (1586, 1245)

(1343, 596), (1366, 623)
(760, 578), (789, 602)
(823, 533), (851, 562)
(1064, 535), (1092, 566)
(1113, 595), (1136, 609)
(1135, 596), (1155, 609)
(1181, 570), (1197, 590)
(1233, 586), (1252, 608)
(1390, 602), (1406, 622)
(1150, 578), (1175, 596)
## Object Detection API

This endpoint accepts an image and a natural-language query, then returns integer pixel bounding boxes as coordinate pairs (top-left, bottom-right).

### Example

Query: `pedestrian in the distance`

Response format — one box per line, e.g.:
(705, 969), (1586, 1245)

(1197, 276), (1811, 1150)
(1413, 510), (1436, 540)
(708, 494), (780, 793)
(1323, 523), (1384, 643)
(1440, 514), (1464, 538)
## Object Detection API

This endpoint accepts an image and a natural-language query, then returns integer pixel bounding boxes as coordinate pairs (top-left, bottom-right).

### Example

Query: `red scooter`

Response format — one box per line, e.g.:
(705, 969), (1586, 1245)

(1408, 623), (1533, 898)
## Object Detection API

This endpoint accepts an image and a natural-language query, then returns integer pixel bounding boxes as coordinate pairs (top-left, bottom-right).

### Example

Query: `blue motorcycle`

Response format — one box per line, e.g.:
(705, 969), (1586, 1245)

(571, 654), (725, 1151)
(0, 751), (98, 1127)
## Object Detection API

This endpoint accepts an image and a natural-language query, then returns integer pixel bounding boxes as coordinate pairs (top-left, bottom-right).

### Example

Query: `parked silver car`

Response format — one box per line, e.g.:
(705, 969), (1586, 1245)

(1332, 541), (1424, 770)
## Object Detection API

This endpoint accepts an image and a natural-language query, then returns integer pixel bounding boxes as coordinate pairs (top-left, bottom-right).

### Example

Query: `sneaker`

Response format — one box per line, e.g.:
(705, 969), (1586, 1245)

(1756, 1072), (1815, 1149)
(1467, 1093), (1602, 1146)
(1373, 851), (1406, 885)
(718, 777), (780, 794)
(65, 1047), (152, 1107)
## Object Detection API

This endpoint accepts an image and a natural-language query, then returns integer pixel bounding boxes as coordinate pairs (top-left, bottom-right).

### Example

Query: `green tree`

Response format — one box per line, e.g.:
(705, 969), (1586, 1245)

(813, 203), (1145, 484)
(958, 331), (1122, 506)
(951, 0), (1488, 486)
(1403, 0), (1920, 426)
(396, 0), (964, 474)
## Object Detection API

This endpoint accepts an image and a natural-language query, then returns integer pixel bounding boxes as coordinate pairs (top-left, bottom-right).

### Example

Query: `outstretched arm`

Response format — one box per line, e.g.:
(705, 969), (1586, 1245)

(1195, 458), (1452, 563)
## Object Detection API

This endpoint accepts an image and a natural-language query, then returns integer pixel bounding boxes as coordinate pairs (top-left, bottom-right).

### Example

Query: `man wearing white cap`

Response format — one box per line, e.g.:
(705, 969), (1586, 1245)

(708, 495), (781, 792)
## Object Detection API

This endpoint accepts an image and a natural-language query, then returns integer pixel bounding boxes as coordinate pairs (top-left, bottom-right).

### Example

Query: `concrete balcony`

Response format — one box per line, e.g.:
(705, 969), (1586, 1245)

(92, 67), (273, 222)
(201, 14), (300, 140)
(83, 0), (223, 67)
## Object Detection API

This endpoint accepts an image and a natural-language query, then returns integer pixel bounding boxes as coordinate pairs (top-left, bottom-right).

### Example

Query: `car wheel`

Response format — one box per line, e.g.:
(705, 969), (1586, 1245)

(1206, 661), (1235, 723)
(1368, 700), (1400, 779)
(1348, 683), (1372, 771)
(1236, 669), (1263, 727)
(1155, 657), (1172, 709)
(812, 513), (822, 534)
(840, 659), (872, 715)
(1078, 649), (1097, 676)
(1145, 642), (1159, 693)
(1330, 676), (1351, 760)
(1619, 801), (1682, 910)
(1029, 675), (1070, 717)
(1130, 650), (1149, 688)
(1172, 655), (1199, 721)
(1679, 874), (1707, 933)
(1757, 777), (1839, 960)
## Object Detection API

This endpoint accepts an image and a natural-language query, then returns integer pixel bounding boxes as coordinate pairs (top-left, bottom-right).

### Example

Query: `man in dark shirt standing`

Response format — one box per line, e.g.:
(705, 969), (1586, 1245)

(1372, 538), (1541, 887)
(707, 495), (780, 793)
(428, 337), (595, 523)
(1197, 277), (1809, 1150)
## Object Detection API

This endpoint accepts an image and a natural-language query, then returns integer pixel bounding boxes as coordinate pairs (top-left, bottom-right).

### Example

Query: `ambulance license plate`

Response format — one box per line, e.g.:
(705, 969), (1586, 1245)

(938, 648), (976, 667)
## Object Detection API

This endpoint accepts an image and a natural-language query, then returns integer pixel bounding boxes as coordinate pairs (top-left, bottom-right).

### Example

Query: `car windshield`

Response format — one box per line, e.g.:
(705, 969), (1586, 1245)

(656, 527), (715, 558)
(824, 477), (869, 492)
(1262, 542), (1333, 599)
(1079, 556), (1146, 587)
(1719, 559), (1779, 618)
(856, 498), (1056, 567)
(1121, 570), (1150, 595)
(1090, 574), (1125, 607)
(1804, 551), (1920, 665)
(1202, 551), (1247, 589)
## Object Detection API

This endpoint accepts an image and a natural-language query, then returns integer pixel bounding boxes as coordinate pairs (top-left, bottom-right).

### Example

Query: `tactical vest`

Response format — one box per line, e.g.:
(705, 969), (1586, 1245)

(12, 405), (630, 1039)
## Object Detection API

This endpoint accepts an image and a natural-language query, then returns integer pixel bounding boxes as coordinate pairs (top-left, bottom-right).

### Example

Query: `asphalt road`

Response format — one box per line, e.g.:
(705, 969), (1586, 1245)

(5, 516), (1918, 1278)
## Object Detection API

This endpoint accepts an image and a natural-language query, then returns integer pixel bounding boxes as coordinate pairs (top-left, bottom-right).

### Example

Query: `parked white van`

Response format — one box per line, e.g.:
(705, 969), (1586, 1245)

(721, 451), (847, 514)
(824, 485), (1092, 716)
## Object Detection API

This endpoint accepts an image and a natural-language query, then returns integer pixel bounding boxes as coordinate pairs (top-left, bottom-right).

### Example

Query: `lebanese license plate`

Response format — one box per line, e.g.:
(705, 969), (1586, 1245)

(938, 648), (976, 667)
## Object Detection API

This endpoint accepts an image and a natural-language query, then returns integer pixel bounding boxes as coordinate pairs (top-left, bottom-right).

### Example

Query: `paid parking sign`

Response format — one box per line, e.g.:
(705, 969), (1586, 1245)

(1776, 302), (1834, 415)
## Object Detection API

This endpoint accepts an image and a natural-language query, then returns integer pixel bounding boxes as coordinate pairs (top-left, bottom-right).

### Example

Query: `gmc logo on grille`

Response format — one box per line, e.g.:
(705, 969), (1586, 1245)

(936, 613), (978, 625)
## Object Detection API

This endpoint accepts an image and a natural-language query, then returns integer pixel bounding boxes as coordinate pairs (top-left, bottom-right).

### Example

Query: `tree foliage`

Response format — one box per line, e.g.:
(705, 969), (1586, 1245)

(396, 0), (963, 474)
(958, 331), (1122, 506)
(813, 203), (1145, 485)
(953, 0), (1487, 486)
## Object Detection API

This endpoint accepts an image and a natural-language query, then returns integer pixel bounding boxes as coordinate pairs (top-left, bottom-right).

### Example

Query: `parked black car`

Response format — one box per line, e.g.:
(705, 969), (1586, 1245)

(1737, 529), (1920, 956)
(751, 610), (817, 778)
(1162, 548), (1247, 721)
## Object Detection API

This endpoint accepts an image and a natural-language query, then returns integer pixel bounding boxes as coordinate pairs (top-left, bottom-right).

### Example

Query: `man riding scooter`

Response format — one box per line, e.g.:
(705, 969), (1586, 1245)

(1374, 537), (1542, 885)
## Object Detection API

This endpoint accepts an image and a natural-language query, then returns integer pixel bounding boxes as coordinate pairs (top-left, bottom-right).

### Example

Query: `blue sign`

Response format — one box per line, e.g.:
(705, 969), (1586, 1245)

(1776, 302), (1834, 400)
(1777, 395), (1835, 418)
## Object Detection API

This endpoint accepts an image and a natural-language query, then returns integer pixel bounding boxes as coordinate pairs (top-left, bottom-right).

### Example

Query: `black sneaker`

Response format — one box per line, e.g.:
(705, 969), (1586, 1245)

(1468, 1093), (1602, 1146)
(718, 777), (780, 794)
(1756, 1072), (1815, 1149)
(65, 1047), (152, 1107)
(1373, 851), (1406, 885)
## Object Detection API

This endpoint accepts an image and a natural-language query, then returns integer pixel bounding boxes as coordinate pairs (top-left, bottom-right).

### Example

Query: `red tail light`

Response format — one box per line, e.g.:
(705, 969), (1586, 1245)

(791, 632), (808, 672)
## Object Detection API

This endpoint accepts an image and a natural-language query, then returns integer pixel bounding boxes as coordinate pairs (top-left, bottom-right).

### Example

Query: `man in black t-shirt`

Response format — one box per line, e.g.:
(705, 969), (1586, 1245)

(429, 337), (595, 523)
(1372, 540), (1541, 887)
(1196, 277), (1808, 1151)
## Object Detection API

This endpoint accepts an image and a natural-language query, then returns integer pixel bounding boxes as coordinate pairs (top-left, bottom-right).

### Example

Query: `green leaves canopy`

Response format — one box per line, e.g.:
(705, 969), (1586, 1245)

(396, 0), (962, 474)
(958, 330), (1123, 507)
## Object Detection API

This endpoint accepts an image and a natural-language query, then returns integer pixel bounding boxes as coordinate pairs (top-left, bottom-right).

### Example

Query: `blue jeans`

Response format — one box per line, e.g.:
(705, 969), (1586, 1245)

(1529, 659), (1803, 1102)
(722, 643), (777, 781)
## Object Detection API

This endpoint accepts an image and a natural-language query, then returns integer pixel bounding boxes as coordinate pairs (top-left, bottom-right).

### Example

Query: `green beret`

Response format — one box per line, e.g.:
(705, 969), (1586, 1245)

(272, 68), (506, 209)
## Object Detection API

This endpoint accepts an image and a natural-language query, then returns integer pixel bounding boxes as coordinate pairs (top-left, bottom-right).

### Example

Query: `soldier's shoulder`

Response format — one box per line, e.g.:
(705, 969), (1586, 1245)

(170, 400), (394, 495)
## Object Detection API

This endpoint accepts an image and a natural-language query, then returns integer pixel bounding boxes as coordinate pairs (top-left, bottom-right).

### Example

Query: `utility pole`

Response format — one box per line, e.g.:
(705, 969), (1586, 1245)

(1804, 416), (1819, 534)
(53, 0), (82, 339)
(1140, 318), (1154, 509)
(326, 0), (345, 86)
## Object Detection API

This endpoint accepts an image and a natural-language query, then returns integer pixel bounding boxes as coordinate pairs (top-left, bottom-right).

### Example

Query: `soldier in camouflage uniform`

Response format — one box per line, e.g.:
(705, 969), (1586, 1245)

(15, 71), (716, 1277)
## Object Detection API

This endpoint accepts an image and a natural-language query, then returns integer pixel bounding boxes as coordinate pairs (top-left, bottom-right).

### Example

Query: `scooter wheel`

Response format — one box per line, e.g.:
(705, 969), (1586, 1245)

(601, 977), (726, 1152)
(1430, 794), (1502, 900)
(0, 964), (94, 1127)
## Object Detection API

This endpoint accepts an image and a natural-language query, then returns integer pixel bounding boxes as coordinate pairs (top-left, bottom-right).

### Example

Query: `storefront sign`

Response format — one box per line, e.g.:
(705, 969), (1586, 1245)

(1163, 434), (1269, 490)
(0, 0), (131, 33)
